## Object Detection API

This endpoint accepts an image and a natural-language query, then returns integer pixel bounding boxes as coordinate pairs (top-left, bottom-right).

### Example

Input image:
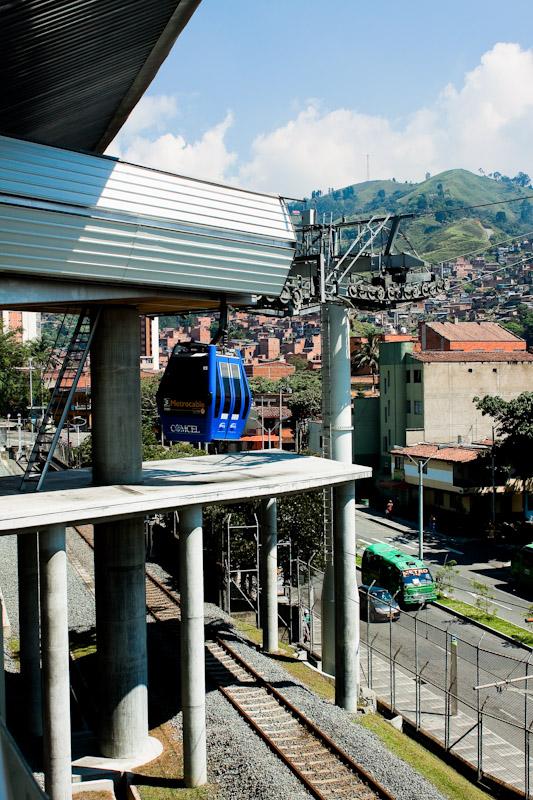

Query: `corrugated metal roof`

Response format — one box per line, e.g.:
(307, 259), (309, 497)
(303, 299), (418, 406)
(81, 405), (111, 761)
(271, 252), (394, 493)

(0, 0), (201, 152)
(391, 444), (483, 463)
(425, 321), (524, 343)
(411, 351), (533, 363)
(0, 135), (296, 299)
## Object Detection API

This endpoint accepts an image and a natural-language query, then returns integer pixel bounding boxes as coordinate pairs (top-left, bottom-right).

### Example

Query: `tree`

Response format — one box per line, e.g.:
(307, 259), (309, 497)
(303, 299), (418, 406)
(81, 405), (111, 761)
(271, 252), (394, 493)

(502, 305), (533, 348)
(495, 211), (507, 226)
(350, 319), (378, 337)
(470, 578), (496, 618)
(474, 392), (533, 518)
(0, 322), (50, 417)
(351, 334), (380, 392)
(513, 172), (531, 188)
(435, 559), (458, 598)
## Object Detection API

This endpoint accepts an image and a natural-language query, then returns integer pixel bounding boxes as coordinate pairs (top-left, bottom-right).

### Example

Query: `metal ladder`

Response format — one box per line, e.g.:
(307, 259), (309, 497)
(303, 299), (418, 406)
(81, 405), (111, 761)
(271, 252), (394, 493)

(20, 307), (100, 492)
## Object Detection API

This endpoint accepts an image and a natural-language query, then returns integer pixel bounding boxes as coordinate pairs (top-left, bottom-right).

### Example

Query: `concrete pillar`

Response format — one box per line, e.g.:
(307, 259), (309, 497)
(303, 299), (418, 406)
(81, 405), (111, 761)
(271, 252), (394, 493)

(39, 525), (71, 800)
(260, 498), (278, 654)
(17, 532), (42, 739)
(91, 306), (142, 486)
(91, 306), (149, 759)
(334, 482), (359, 712)
(321, 301), (358, 684)
(0, 593), (5, 721)
(179, 505), (207, 787)
(94, 523), (148, 758)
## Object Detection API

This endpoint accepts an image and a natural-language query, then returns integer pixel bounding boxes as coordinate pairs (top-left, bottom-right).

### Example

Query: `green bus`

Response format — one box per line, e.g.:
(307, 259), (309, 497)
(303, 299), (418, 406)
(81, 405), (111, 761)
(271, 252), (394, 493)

(361, 542), (437, 606)
(511, 543), (533, 590)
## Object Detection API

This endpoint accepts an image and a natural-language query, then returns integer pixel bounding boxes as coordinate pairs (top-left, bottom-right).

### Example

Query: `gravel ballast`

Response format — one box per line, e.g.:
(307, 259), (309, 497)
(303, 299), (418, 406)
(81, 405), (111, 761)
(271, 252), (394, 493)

(1, 530), (447, 799)
(206, 607), (447, 800)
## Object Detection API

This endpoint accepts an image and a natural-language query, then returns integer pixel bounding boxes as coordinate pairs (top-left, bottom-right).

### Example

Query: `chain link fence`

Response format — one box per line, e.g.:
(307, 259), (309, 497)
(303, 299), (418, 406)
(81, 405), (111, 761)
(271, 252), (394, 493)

(294, 560), (533, 797)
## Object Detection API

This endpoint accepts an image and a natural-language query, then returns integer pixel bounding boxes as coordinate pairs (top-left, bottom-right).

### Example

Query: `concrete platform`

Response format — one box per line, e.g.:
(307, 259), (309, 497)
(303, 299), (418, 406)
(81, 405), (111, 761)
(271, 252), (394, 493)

(0, 451), (371, 534)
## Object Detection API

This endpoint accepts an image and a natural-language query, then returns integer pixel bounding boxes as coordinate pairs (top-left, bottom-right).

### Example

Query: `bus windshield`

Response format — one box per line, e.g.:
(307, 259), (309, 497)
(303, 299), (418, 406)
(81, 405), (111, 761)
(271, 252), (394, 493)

(402, 569), (433, 585)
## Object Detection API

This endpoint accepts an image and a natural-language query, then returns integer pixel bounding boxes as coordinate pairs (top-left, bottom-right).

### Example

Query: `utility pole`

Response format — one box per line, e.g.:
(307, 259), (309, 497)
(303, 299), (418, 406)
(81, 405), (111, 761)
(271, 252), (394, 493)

(491, 426), (496, 526)
(405, 453), (431, 560)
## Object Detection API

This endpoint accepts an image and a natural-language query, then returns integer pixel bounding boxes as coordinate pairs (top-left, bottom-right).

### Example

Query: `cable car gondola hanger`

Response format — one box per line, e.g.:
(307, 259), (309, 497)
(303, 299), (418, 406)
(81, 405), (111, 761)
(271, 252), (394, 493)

(156, 298), (252, 443)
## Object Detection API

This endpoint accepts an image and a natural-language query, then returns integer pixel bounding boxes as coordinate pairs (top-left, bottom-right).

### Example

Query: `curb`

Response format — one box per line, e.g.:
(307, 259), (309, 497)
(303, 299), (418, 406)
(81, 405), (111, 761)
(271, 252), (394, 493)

(432, 601), (533, 651)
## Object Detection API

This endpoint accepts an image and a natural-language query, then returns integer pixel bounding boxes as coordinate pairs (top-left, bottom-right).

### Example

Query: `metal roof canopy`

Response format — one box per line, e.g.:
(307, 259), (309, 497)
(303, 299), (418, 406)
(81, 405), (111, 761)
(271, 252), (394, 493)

(0, 451), (371, 534)
(0, 0), (201, 152)
(0, 135), (295, 311)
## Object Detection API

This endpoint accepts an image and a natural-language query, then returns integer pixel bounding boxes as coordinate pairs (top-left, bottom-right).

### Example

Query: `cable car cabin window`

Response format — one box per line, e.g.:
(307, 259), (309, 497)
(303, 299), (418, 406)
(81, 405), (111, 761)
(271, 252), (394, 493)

(160, 352), (209, 416)
(231, 362), (242, 417)
(220, 361), (232, 416)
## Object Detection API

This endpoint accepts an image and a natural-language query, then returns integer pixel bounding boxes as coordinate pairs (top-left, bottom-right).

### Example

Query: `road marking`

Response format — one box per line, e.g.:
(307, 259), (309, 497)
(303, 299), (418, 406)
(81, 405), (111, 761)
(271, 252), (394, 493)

(467, 591), (512, 611)
(499, 708), (522, 723)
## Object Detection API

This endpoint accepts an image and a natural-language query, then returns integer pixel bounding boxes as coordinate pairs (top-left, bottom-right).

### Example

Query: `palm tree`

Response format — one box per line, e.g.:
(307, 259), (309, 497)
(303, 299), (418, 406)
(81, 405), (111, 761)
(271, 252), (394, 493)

(351, 334), (380, 393)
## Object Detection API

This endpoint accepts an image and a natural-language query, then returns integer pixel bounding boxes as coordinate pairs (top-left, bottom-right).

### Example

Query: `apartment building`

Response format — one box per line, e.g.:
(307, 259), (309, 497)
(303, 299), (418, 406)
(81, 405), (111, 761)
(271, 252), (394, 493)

(378, 321), (533, 469)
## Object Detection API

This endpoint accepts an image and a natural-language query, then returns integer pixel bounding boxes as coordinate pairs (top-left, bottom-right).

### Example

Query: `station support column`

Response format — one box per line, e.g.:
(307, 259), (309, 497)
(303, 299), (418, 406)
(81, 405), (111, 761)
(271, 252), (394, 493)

(39, 524), (72, 800)
(334, 482), (359, 712)
(179, 505), (207, 787)
(260, 498), (278, 654)
(17, 532), (42, 739)
(91, 306), (149, 759)
(321, 301), (360, 706)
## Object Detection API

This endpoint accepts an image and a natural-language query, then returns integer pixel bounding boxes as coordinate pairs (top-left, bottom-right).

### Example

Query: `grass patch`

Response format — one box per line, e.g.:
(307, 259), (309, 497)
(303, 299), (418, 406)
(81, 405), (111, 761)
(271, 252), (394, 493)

(437, 597), (533, 647)
(357, 714), (493, 800)
(232, 615), (335, 701)
(70, 643), (97, 660)
(134, 724), (216, 800)
(233, 613), (492, 800)
(7, 637), (19, 661)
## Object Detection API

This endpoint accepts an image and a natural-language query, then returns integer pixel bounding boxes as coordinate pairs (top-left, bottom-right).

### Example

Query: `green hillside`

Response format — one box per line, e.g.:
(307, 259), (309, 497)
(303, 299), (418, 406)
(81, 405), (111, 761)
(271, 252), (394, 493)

(292, 169), (533, 262)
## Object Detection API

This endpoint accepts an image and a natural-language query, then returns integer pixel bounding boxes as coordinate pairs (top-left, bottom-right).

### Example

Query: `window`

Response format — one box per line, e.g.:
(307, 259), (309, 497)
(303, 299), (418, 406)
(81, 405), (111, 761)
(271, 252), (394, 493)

(406, 370), (411, 383)
(383, 435), (388, 452)
(492, 368), (497, 373)
(394, 456), (403, 470)
(383, 376), (388, 393)
(422, 462), (428, 474)
(384, 406), (388, 422)
(413, 369), (422, 383)
(468, 368), (473, 373)
(406, 400), (411, 413)
(434, 490), (443, 505)
(414, 400), (423, 415)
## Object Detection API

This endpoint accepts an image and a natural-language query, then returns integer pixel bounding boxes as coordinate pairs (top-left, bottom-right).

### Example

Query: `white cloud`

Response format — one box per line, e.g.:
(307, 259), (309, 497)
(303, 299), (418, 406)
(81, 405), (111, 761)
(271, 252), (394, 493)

(240, 42), (533, 195)
(113, 115), (237, 184)
(107, 43), (533, 196)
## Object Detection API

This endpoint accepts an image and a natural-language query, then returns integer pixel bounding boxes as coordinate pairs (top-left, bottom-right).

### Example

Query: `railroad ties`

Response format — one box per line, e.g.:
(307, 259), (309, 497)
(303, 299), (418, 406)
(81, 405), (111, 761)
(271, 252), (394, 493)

(72, 526), (391, 800)
(205, 640), (389, 800)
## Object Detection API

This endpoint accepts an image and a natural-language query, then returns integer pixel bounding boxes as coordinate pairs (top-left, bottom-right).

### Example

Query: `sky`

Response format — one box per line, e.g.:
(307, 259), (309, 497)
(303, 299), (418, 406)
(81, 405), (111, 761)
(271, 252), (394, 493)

(108, 0), (533, 197)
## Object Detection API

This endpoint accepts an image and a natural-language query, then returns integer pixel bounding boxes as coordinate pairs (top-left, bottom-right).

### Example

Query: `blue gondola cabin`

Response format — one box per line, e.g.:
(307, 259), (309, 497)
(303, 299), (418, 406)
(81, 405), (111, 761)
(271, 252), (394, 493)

(156, 343), (252, 443)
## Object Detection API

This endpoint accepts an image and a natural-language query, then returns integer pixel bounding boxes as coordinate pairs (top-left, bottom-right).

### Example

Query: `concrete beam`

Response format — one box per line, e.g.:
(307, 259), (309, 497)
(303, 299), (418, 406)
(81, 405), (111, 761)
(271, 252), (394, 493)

(334, 482), (359, 712)
(39, 525), (71, 800)
(179, 505), (207, 787)
(260, 498), (278, 654)
(17, 533), (42, 739)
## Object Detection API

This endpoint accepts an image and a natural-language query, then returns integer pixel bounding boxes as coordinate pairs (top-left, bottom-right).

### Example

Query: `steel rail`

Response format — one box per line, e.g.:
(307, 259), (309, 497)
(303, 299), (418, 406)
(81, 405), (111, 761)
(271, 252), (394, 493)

(73, 525), (394, 800)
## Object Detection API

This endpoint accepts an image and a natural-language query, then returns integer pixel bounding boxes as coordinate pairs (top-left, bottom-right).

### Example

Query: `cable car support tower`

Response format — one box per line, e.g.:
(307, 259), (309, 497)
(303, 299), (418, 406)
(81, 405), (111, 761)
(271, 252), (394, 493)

(257, 211), (448, 682)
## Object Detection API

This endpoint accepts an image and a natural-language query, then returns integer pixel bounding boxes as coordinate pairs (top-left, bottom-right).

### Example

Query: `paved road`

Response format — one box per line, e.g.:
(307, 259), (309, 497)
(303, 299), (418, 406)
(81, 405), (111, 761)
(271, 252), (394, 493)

(355, 508), (533, 630)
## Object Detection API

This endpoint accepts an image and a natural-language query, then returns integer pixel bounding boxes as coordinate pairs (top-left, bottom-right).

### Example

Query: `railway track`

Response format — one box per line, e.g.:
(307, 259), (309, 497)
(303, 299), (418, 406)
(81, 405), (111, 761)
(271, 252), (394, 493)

(72, 525), (394, 800)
